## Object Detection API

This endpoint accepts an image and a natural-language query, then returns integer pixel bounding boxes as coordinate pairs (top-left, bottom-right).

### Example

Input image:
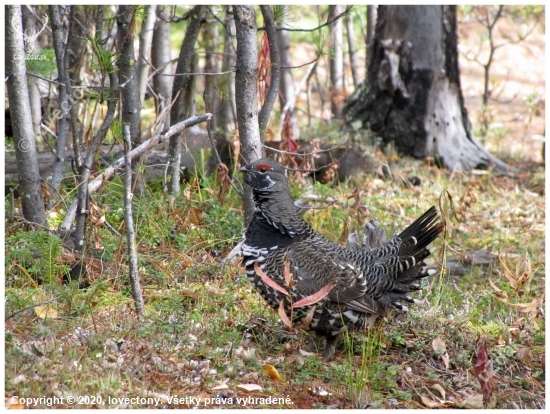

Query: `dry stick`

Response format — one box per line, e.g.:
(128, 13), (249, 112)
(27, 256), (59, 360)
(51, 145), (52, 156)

(122, 124), (143, 316)
(59, 114), (212, 232)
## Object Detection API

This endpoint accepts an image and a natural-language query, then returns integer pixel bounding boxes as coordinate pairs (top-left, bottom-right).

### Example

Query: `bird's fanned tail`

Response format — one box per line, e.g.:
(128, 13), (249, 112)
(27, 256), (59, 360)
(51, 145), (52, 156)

(378, 206), (445, 312)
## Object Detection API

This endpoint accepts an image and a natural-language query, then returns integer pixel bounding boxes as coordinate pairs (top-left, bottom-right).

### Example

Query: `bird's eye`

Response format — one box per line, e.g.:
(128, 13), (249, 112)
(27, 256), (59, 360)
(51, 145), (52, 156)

(256, 164), (270, 173)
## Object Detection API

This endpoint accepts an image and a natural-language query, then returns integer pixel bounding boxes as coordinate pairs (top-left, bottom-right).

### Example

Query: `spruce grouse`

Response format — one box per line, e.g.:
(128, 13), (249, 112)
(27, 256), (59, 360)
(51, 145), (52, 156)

(240, 157), (444, 360)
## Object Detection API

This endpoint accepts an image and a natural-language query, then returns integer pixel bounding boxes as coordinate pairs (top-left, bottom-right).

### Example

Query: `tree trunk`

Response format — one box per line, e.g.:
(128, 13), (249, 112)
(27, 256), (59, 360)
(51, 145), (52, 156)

(329, 5), (345, 120)
(49, 5), (71, 207)
(117, 5), (144, 194)
(203, 18), (220, 132)
(168, 5), (205, 195)
(138, 5), (157, 106)
(218, 11), (237, 131)
(234, 5), (263, 226)
(67, 6), (89, 160)
(67, 5), (89, 85)
(152, 6), (173, 130)
(122, 123), (144, 316)
(277, 6), (300, 140)
(343, 5), (512, 173)
(258, 6), (281, 139)
(21, 6), (44, 149)
(366, 5), (376, 64)
(346, 12), (360, 88)
(5, 5), (47, 225)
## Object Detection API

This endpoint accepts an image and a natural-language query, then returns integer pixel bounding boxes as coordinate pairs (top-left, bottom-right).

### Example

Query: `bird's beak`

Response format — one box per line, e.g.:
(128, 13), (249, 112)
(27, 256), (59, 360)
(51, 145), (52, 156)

(239, 165), (249, 173)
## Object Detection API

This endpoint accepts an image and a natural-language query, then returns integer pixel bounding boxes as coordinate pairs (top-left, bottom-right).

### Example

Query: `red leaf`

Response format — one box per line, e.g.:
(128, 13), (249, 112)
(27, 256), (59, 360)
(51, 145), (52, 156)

(473, 340), (496, 408)
(292, 281), (336, 309)
(254, 262), (289, 296)
(278, 300), (293, 329)
(473, 340), (489, 377)
(295, 306), (316, 330)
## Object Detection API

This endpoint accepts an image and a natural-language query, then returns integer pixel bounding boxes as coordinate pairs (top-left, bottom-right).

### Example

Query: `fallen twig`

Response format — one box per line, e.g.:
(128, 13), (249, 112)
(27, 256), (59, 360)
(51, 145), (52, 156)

(59, 114), (212, 232)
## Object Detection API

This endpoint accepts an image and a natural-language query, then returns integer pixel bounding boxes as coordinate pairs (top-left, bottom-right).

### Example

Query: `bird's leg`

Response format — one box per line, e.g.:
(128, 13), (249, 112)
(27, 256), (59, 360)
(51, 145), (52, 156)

(322, 333), (342, 361)
(306, 331), (326, 353)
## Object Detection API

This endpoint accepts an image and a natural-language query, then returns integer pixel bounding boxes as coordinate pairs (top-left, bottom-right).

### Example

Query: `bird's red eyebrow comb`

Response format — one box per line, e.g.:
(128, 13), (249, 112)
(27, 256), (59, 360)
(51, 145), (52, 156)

(256, 164), (271, 171)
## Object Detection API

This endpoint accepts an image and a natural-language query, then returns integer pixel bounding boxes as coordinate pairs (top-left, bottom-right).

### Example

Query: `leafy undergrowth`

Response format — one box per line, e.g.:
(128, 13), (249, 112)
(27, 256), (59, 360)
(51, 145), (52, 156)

(5, 151), (544, 409)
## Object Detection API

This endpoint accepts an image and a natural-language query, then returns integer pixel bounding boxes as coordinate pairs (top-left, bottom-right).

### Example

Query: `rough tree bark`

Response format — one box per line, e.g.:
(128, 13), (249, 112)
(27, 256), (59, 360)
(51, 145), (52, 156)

(152, 6), (173, 130)
(117, 5), (144, 195)
(329, 5), (345, 120)
(234, 5), (263, 225)
(5, 5), (47, 225)
(366, 5), (376, 64)
(344, 5), (511, 172)
(49, 5), (71, 207)
(168, 5), (205, 195)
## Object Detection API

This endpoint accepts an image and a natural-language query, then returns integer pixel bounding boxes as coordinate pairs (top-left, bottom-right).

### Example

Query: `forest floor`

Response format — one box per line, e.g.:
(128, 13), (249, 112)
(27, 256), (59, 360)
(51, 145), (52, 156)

(4, 8), (545, 410)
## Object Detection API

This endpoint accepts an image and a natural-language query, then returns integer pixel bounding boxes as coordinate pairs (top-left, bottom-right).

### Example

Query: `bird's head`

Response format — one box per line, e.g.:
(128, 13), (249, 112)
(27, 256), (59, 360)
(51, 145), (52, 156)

(240, 158), (288, 193)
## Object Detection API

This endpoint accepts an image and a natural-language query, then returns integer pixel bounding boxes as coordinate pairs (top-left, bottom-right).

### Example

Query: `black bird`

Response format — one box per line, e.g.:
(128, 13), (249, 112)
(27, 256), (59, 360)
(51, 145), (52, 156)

(240, 158), (444, 359)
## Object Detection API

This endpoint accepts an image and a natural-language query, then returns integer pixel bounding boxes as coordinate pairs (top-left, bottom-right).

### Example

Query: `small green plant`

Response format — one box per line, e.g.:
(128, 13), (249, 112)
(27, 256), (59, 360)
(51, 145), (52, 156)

(6, 229), (67, 285)
(343, 321), (386, 408)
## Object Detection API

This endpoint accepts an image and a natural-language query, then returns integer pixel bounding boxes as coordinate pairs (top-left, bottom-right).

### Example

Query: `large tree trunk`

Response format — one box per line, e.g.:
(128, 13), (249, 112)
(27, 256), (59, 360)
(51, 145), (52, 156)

(5, 5), (47, 225)
(366, 5), (376, 64)
(344, 5), (512, 173)
(234, 5), (263, 226)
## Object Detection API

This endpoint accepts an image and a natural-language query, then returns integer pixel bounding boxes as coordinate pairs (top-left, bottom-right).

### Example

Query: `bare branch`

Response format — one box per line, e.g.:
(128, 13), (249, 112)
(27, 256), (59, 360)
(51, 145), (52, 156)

(274, 6), (353, 32)
(144, 55), (235, 77)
